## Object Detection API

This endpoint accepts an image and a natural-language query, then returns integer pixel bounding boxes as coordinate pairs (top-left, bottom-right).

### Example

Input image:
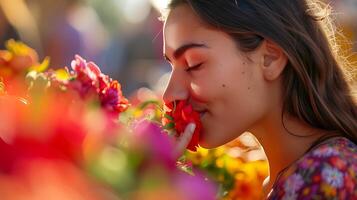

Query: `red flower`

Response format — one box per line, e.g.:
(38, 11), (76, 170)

(162, 100), (202, 152)
(312, 174), (321, 183)
(329, 156), (347, 170)
(100, 80), (129, 115)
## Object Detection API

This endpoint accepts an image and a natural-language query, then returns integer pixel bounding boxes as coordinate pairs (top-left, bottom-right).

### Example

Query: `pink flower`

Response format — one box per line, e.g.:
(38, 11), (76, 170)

(65, 55), (129, 115)
(71, 55), (100, 82)
(68, 55), (100, 98)
(283, 173), (304, 194)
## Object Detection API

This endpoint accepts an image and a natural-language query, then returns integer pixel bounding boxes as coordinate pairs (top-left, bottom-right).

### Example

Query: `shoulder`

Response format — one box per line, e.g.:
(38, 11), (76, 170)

(268, 137), (357, 199)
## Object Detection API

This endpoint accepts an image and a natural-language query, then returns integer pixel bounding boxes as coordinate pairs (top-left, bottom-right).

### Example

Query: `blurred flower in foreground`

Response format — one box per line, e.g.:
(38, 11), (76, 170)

(0, 91), (87, 173)
(0, 160), (112, 200)
(0, 40), (217, 200)
(88, 119), (217, 200)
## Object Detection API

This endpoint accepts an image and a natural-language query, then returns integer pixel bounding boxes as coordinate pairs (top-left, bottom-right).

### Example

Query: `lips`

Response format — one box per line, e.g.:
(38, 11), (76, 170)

(190, 102), (208, 117)
(198, 110), (207, 118)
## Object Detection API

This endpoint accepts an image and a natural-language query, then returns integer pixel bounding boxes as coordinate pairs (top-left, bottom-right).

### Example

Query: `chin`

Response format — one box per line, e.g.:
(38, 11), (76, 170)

(198, 134), (225, 149)
(198, 128), (243, 149)
(198, 142), (220, 149)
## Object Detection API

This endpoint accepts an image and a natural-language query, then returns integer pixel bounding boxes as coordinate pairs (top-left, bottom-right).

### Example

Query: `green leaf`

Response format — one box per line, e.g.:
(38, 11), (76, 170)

(138, 100), (160, 109)
(163, 122), (175, 130)
(164, 113), (174, 121)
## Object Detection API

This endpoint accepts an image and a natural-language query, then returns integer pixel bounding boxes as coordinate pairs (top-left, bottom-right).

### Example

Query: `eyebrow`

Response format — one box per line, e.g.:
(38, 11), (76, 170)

(164, 43), (208, 62)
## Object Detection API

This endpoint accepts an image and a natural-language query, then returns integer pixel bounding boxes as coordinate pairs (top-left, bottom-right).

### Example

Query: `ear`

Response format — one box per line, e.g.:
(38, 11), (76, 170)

(260, 39), (288, 81)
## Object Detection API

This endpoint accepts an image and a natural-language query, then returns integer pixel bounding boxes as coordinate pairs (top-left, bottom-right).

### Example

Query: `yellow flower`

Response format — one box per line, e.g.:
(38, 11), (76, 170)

(55, 68), (70, 81)
(6, 39), (32, 56)
(302, 187), (310, 196)
(321, 183), (337, 197)
(213, 146), (227, 157)
(186, 148), (209, 165)
(0, 50), (12, 62)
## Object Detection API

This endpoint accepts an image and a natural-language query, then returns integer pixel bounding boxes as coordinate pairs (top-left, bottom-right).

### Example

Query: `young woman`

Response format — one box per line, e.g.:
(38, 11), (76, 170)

(162, 0), (357, 199)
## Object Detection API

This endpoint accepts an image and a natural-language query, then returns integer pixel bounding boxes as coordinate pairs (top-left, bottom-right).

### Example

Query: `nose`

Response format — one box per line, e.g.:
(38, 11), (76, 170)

(162, 70), (189, 103)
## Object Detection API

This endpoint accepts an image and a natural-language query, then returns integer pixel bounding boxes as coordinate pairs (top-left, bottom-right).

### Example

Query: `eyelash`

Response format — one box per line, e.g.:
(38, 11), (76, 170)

(186, 63), (203, 72)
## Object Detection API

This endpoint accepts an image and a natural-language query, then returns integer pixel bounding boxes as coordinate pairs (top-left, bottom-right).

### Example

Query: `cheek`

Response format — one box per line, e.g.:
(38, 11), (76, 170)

(215, 71), (268, 132)
(189, 72), (224, 103)
(189, 62), (245, 104)
(209, 63), (262, 119)
(190, 81), (214, 100)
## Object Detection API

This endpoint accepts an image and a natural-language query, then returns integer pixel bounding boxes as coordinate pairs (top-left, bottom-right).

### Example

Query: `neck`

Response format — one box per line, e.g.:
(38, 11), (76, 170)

(249, 109), (325, 194)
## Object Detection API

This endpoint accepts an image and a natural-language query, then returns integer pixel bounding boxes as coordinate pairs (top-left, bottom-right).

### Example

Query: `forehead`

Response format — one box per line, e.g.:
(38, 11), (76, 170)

(163, 5), (209, 49)
(164, 4), (203, 29)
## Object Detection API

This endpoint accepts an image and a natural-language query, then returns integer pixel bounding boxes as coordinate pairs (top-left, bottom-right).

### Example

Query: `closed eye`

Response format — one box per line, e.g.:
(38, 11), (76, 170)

(186, 63), (203, 72)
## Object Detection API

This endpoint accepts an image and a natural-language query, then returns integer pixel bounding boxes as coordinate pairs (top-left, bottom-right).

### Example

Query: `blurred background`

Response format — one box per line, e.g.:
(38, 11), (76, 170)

(0, 0), (356, 97)
(0, 1), (355, 199)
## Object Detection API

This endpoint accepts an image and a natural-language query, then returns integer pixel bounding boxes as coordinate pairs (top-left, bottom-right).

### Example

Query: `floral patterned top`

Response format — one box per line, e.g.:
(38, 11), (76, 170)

(267, 137), (357, 200)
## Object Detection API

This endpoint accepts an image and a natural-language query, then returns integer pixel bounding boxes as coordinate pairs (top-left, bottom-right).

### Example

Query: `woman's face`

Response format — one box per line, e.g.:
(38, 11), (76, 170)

(163, 5), (272, 148)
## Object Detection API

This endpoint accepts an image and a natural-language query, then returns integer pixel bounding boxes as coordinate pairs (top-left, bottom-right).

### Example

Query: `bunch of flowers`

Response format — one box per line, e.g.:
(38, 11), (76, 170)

(0, 43), (130, 177)
(0, 40), (217, 200)
(25, 55), (130, 118)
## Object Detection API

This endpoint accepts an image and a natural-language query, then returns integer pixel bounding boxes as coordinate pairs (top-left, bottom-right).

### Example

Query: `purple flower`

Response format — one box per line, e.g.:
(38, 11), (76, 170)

(284, 173), (304, 194)
(312, 146), (339, 158)
(132, 120), (176, 168)
(174, 171), (217, 200)
(322, 166), (344, 188)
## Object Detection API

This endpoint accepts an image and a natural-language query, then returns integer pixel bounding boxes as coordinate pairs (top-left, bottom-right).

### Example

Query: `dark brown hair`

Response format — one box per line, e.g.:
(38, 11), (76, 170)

(165, 0), (357, 144)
